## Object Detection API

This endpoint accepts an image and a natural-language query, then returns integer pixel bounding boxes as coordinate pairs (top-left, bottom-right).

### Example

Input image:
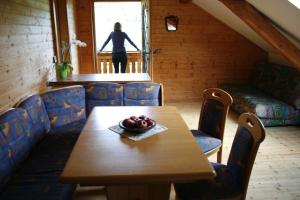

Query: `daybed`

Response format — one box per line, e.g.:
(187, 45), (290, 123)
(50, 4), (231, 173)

(221, 62), (300, 126)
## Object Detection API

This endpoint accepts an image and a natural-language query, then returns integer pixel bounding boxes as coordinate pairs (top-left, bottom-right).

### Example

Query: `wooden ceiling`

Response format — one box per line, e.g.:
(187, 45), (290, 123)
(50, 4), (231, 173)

(219, 0), (300, 70)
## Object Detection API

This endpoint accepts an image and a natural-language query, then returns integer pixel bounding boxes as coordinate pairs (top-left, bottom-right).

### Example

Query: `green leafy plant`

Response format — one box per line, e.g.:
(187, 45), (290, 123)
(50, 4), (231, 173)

(56, 39), (87, 78)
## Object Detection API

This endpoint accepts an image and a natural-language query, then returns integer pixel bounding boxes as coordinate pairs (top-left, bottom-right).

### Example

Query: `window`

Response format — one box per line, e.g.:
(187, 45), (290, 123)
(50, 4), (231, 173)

(288, 0), (300, 9)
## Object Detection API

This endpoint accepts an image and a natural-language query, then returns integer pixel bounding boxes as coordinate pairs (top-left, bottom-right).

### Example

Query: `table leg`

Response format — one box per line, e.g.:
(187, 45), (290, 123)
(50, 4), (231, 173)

(106, 183), (171, 200)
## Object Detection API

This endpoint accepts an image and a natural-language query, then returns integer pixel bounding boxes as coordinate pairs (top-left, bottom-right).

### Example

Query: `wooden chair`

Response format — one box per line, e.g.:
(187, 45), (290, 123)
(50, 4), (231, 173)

(191, 88), (233, 163)
(175, 113), (266, 200)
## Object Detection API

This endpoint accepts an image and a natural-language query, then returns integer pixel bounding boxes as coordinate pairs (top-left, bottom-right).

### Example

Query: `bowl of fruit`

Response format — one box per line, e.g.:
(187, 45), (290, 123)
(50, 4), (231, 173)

(119, 115), (156, 133)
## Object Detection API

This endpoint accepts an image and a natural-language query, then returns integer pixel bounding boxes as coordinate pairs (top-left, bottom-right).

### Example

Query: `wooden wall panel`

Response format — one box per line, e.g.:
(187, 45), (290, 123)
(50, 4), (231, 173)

(0, 0), (55, 112)
(75, 0), (96, 73)
(67, 0), (79, 74)
(150, 0), (268, 102)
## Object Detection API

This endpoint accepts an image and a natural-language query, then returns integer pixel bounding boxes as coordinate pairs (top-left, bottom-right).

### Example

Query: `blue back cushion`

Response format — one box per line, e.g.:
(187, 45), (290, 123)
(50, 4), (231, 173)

(18, 94), (50, 143)
(199, 99), (224, 139)
(41, 86), (86, 128)
(123, 82), (161, 106)
(0, 133), (15, 191)
(0, 109), (33, 165)
(227, 127), (253, 186)
(85, 83), (123, 114)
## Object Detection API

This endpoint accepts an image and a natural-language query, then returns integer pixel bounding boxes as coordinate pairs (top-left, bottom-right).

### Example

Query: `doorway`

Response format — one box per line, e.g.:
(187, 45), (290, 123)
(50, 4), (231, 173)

(93, 0), (151, 75)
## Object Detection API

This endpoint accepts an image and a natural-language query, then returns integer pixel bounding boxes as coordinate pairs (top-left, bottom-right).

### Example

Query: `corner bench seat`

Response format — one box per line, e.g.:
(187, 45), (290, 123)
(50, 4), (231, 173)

(0, 86), (86, 200)
(0, 83), (163, 199)
(0, 120), (85, 200)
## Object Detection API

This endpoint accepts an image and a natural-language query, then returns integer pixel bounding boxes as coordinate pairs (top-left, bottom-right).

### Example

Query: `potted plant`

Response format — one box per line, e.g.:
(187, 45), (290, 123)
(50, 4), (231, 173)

(56, 39), (87, 80)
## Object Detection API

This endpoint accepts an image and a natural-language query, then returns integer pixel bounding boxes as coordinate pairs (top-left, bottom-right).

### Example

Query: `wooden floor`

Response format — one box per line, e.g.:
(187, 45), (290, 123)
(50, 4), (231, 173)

(73, 102), (300, 200)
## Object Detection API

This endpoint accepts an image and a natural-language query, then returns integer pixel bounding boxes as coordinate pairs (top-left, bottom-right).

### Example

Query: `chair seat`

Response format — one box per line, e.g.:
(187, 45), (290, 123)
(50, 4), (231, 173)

(191, 130), (222, 153)
(174, 162), (241, 199)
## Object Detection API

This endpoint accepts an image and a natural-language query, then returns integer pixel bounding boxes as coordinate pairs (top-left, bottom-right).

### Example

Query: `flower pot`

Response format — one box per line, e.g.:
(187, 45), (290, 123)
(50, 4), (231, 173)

(59, 69), (68, 80)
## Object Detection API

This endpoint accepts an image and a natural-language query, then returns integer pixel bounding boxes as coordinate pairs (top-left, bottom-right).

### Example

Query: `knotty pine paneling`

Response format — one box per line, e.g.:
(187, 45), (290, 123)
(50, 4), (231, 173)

(150, 0), (267, 102)
(67, 0), (79, 74)
(0, 0), (55, 112)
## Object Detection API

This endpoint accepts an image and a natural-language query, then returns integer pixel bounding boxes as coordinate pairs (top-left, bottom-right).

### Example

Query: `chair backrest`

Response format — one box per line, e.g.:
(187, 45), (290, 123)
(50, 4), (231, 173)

(85, 82), (124, 115)
(198, 88), (233, 139)
(227, 113), (265, 200)
(123, 82), (164, 106)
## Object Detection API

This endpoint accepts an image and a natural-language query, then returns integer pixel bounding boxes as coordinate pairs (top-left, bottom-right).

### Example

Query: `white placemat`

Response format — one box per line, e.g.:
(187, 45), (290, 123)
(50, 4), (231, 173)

(109, 124), (168, 141)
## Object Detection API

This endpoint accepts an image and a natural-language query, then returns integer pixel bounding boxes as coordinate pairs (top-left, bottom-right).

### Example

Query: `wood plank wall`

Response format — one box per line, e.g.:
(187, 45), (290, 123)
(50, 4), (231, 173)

(67, 0), (79, 74)
(0, 0), (55, 112)
(150, 0), (268, 102)
(75, 0), (96, 73)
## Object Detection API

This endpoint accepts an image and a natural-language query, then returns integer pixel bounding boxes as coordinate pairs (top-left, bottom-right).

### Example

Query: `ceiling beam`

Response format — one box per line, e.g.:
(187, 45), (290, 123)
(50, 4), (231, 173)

(219, 0), (300, 70)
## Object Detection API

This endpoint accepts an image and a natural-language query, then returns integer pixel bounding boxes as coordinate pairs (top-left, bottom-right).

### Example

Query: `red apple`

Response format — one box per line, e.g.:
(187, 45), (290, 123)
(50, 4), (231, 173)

(145, 119), (154, 127)
(123, 118), (136, 128)
(130, 116), (139, 121)
(137, 120), (148, 128)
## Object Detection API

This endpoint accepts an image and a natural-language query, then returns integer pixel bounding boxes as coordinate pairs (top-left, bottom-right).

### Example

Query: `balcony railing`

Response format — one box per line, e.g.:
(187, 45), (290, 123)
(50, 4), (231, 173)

(96, 52), (142, 74)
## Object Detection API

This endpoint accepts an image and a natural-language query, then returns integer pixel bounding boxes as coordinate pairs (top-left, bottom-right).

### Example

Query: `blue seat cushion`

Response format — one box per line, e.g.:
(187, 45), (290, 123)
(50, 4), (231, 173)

(17, 120), (85, 175)
(0, 172), (75, 200)
(0, 120), (85, 199)
(174, 162), (241, 200)
(191, 130), (222, 153)
(0, 134), (15, 192)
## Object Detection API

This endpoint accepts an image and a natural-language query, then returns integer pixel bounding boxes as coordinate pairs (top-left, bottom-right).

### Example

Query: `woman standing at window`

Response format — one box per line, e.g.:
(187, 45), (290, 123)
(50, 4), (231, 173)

(99, 22), (140, 73)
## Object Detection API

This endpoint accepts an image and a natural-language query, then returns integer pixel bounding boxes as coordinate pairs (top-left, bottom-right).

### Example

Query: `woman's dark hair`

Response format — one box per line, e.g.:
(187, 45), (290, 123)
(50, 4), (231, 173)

(114, 22), (122, 31)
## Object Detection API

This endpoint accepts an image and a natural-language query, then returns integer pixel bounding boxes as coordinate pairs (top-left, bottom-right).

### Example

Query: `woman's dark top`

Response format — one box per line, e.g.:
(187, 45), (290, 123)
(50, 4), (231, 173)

(100, 31), (139, 53)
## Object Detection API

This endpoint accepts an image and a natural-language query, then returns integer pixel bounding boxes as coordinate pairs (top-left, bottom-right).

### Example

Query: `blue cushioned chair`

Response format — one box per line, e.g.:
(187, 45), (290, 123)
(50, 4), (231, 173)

(191, 88), (233, 163)
(85, 82), (124, 114)
(123, 82), (163, 106)
(175, 113), (266, 200)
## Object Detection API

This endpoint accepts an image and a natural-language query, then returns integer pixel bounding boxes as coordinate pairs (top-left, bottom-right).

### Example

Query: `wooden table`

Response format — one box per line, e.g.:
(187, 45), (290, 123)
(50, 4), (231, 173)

(61, 106), (215, 200)
(47, 73), (151, 87)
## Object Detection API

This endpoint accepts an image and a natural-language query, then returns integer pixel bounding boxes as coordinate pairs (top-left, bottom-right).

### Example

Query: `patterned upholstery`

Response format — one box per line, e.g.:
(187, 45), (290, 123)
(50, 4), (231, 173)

(17, 94), (51, 144)
(220, 62), (300, 126)
(0, 109), (33, 167)
(199, 99), (224, 139)
(18, 120), (84, 175)
(221, 84), (300, 126)
(0, 87), (86, 198)
(123, 82), (161, 106)
(0, 119), (84, 199)
(191, 130), (222, 153)
(175, 127), (254, 200)
(0, 173), (76, 200)
(0, 133), (15, 192)
(42, 86), (86, 128)
(251, 62), (300, 109)
(85, 82), (123, 114)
